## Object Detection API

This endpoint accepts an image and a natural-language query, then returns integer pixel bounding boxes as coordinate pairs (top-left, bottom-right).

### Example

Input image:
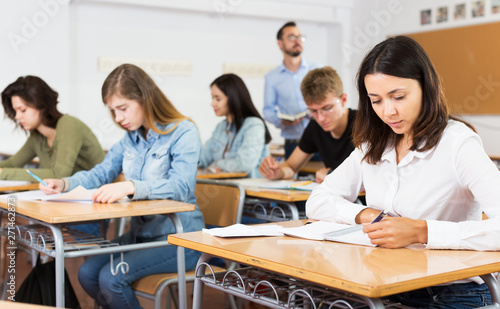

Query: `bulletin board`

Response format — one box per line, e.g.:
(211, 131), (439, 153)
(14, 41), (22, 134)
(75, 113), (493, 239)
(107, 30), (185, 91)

(406, 22), (500, 114)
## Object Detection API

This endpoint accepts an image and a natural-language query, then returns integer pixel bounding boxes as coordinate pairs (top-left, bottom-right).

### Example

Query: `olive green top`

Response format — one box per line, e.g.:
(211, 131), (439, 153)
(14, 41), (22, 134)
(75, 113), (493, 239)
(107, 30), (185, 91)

(0, 115), (105, 181)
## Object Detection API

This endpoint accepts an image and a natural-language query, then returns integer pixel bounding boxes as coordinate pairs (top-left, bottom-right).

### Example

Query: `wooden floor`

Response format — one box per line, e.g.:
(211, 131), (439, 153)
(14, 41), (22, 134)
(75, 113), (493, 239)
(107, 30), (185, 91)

(1, 217), (264, 309)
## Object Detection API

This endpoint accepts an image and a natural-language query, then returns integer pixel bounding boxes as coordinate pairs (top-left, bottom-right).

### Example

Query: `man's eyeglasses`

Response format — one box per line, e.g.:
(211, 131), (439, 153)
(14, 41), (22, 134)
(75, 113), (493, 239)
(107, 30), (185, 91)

(308, 99), (340, 117)
(286, 35), (306, 43)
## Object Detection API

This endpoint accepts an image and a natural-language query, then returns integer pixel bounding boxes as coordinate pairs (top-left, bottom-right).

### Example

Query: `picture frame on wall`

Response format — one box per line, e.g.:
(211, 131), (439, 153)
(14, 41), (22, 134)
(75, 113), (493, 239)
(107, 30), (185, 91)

(454, 3), (466, 20)
(472, 0), (485, 17)
(437, 6), (448, 23)
(493, 0), (500, 14)
(421, 9), (432, 25)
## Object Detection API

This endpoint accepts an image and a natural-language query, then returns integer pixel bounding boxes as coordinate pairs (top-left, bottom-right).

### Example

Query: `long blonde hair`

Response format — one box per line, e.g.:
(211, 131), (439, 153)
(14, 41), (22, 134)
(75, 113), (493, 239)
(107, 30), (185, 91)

(102, 63), (190, 134)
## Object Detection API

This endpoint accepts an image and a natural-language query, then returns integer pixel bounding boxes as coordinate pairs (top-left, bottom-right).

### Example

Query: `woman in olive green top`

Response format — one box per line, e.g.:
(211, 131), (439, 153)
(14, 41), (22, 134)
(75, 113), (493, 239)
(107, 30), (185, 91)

(0, 76), (105, 236)
(0, 76), (105, 181)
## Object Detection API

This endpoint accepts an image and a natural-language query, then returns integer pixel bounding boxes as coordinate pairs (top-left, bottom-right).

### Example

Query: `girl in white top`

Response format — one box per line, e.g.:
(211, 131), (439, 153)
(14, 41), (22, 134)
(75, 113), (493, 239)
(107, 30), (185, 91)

(306, 36), (499, 307)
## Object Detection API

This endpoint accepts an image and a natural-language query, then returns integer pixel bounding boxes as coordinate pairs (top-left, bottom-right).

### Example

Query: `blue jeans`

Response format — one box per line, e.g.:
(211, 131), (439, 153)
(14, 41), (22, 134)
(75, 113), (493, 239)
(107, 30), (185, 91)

(78, 234), (201, 309)
(70, 220), (109, 238)
(385, 282), (492, 308)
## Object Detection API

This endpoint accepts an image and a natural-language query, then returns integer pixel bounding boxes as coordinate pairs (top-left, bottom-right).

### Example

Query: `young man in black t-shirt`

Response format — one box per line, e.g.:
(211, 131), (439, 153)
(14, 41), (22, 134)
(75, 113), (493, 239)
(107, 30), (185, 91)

(259, 66), (356, 183)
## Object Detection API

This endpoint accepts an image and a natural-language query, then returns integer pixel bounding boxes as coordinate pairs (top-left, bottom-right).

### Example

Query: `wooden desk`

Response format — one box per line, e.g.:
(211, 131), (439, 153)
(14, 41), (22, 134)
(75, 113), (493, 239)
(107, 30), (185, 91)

(0, 183), (39, 192)
(298, 161), (325, 174)
(217, 178), (311, 221)
(196, 169), (247, 179)
(0, 198), (195, 309)
(169, 220), (500, 308)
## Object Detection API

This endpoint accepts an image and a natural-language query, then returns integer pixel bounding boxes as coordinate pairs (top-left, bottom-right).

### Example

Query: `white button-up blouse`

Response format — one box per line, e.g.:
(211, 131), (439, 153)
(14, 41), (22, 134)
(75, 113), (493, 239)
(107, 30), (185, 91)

(306, 120), (500, 251)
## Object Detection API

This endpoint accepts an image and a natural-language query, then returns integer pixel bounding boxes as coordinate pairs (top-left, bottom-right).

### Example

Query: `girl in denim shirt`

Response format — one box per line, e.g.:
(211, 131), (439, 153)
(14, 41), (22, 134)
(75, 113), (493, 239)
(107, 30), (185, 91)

(41, 64), (204, 308)
(199, 73), (271, 177)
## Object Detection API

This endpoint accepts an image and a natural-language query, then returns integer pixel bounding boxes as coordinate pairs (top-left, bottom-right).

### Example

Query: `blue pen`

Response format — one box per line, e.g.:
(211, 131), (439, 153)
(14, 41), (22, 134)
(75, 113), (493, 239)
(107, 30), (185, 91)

(26, 169), (56, 192)
(370, 210), (388, 224)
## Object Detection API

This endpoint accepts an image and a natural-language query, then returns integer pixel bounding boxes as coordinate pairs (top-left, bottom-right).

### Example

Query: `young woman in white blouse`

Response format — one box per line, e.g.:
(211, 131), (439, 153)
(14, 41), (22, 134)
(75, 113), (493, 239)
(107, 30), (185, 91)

(306, 36), (499, 307)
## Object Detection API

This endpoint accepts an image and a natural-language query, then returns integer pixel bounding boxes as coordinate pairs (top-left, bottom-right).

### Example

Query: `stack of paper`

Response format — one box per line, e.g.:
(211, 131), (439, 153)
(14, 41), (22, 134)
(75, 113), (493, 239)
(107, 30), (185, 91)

(203, 224), (284, 237)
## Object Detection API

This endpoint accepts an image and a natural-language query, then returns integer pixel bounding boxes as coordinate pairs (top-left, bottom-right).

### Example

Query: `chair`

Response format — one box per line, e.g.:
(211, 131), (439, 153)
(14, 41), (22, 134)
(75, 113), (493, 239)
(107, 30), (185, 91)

(131, 179), (245, 309)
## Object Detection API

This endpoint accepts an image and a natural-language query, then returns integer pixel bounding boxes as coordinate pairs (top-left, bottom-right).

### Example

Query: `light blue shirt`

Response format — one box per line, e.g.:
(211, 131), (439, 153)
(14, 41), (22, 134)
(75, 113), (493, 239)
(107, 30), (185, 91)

(66, 119), (204, 240)
(263, 59), (322, 140)
(199, 117), (269, 178)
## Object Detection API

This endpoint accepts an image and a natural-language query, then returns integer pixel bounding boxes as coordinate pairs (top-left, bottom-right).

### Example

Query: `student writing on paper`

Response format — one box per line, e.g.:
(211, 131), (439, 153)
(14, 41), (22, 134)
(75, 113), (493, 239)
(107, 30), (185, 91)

(40, 64), (204, 309)
(259, 66), (356, 183)
(199, 73), (271, 177)
(0, 75), (105, 236)
(307, 36), (499, 307)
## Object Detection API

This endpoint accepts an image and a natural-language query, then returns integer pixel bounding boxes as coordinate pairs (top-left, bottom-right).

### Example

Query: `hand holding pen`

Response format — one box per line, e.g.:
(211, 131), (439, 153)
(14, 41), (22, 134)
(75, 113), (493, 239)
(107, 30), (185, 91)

(259, 156), (284, 180)
(26, 169), (57, 193)
(363, 210), (429, 248)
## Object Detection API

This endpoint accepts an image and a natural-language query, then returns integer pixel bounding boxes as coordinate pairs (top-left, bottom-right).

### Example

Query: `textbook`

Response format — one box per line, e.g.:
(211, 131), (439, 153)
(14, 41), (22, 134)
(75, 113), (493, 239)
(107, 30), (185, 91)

(258, 180), (319, 191)
(277, 110), (309, 122)
(280, 221), (375, 247)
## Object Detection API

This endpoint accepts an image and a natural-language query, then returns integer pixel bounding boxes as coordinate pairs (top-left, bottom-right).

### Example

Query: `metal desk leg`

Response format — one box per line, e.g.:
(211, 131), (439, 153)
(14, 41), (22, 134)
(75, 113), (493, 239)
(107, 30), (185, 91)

(481, 273), (500, 305)
(50, 225), (65, 308)
(192, 253), (211, 309)
(166, 214), (186, 309)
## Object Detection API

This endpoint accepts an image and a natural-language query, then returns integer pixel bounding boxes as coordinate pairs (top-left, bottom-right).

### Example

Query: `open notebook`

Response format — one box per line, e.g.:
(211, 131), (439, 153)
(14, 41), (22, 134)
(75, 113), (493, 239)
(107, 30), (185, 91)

(202, 222), (375, 247)
(280, 221), (375, 247)
(258, 180), (319, 191)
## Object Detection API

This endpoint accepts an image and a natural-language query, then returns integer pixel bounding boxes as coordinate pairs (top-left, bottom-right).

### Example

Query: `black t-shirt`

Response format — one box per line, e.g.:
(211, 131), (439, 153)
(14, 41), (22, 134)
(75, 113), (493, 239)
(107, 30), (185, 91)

(298, 109), (356, 171)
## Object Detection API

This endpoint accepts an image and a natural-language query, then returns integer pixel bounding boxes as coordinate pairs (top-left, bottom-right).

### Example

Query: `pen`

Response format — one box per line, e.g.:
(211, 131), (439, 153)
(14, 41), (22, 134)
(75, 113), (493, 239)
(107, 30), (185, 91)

(26, 169), (56, 192)
(322, 210), (388, 239)
(290, 180), (313, 188)
(370, 210), (388, 224)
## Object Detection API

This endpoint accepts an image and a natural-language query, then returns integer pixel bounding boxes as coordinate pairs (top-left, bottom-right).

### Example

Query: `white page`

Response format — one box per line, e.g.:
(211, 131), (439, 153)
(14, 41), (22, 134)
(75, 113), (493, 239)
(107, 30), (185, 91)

(203, 223), (284, 237)
(0, 185), (96, 204)
(280, 221), (375, 247)
(40, 185), (95, 203)
(0, 180), (32, 188)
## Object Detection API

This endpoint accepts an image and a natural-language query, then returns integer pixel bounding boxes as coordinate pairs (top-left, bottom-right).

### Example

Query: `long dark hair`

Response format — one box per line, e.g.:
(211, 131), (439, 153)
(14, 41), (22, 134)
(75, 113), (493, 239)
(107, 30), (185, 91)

(1, 76), (62, 129)
(211, 73), (272, 144)
(102, 64), (191, 134)
(353, 36), (473, 164)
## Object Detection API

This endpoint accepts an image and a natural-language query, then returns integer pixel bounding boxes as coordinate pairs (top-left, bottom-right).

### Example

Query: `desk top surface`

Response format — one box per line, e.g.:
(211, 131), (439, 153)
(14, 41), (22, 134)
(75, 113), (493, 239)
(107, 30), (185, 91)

(0, 198), (195, 224)
(169, 220), (500, 298)
(0, 183), (39, 192)
(196, 169), (248, 179)
(299, 161), (325, 174)
(218, 178), (310, 202)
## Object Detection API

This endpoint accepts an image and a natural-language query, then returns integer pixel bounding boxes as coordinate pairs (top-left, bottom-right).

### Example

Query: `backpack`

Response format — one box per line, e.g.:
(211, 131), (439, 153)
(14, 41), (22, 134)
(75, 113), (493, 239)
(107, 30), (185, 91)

(15, 255), (81, 308)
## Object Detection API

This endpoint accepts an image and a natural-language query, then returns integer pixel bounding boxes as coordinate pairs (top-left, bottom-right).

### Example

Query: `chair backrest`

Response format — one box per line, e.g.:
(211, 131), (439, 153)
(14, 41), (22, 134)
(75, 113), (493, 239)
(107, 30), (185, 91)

(195, 179), (245, 227)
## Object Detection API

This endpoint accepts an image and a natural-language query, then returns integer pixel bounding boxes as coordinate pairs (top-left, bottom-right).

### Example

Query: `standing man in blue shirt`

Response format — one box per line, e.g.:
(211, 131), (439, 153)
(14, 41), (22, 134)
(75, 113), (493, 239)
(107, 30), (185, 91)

(263, 21), (322, 158)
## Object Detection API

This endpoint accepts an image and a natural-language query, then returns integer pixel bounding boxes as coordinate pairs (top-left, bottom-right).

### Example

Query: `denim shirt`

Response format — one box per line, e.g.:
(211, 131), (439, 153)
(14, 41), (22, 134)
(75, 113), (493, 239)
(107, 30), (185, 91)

(199, 117), (269, 178)
(263, 59), (322, 140)
(66, 120), (204, 240)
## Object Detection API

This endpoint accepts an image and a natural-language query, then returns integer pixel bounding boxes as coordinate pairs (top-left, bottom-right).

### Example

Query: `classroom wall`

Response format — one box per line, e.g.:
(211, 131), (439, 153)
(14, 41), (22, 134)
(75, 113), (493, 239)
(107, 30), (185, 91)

(2, 0), (499, 156)
(0, 0), (354, 154)
(378, 0), (500, 156)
